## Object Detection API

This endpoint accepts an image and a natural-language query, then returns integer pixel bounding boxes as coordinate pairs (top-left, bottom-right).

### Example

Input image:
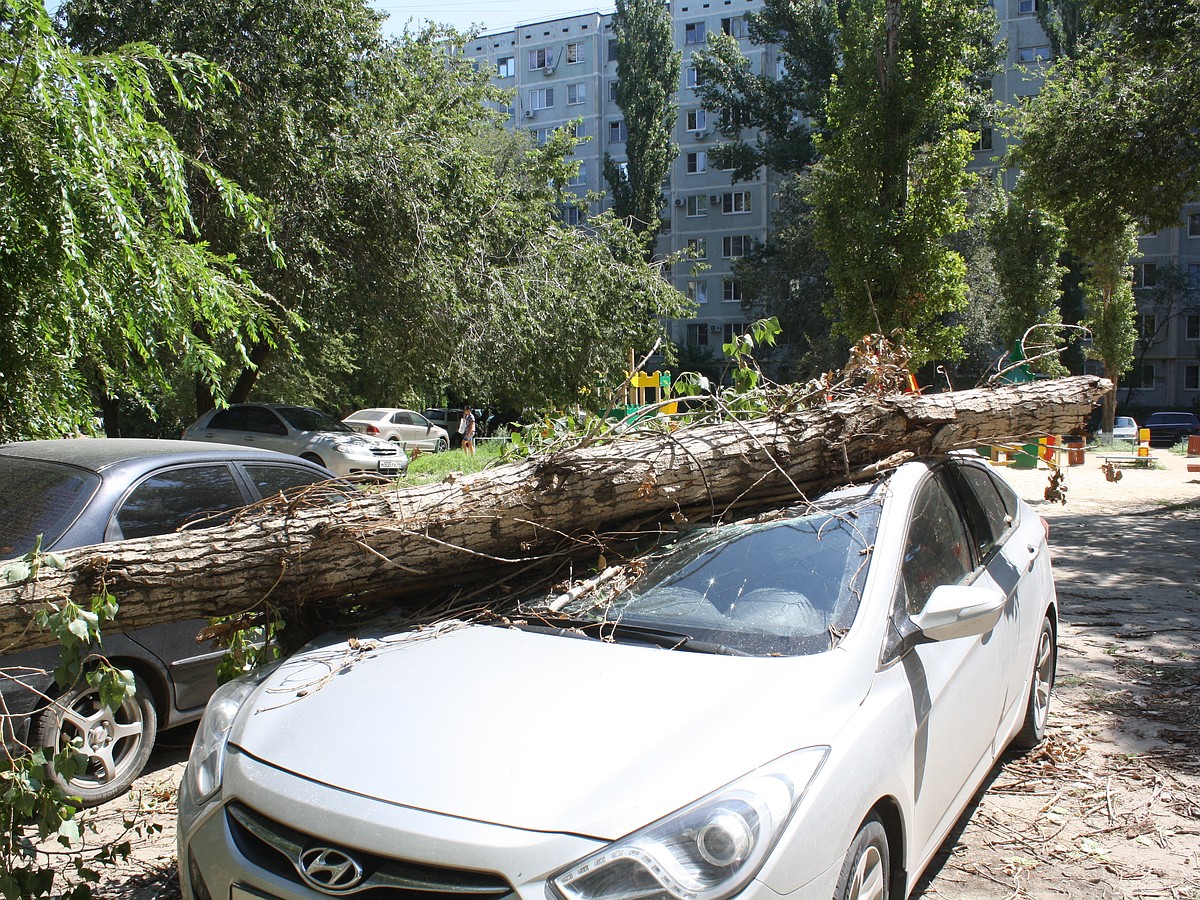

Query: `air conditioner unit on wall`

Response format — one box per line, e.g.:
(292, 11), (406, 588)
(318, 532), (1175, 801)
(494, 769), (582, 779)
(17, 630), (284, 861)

(693, 129), (707, 139)
(543, 65), (556, 76)
(674, 197), (685, 207)
(525, 109), (535, 118)
(709, 194), (721, 203)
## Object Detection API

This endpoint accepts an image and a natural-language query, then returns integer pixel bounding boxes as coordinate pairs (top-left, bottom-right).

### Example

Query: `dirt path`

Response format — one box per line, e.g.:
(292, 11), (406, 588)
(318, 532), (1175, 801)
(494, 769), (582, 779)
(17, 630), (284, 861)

(52, 448), (1200, 899)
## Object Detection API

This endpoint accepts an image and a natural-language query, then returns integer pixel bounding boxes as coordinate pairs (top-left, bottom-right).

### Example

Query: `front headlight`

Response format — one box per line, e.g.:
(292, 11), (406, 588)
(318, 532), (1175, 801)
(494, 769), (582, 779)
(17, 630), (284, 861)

(550, 747), (828, 900)
(185, 667), (274, 804)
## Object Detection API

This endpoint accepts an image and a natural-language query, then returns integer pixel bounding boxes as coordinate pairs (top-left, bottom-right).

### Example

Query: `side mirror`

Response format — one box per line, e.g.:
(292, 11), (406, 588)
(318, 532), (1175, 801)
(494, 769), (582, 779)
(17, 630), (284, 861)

(912, 584), (1005, 642)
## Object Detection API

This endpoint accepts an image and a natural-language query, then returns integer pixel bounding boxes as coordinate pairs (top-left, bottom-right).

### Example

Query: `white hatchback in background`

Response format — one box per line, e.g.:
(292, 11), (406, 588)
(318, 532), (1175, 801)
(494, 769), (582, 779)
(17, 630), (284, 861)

(1110, 416), (1138, 441)
(343, 408), (450, 453)
(178, 455), (1057, 900)
(183, 404), (407, 478)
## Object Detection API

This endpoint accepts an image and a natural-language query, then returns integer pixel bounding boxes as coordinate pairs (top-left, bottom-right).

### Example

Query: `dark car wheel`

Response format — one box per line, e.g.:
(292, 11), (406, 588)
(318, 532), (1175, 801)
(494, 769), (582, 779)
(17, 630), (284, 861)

(434, 437), (449, 453)
(1012, 615), (1056, 751)
(834, 815), (889, 900)
(33, 674), (158, 807)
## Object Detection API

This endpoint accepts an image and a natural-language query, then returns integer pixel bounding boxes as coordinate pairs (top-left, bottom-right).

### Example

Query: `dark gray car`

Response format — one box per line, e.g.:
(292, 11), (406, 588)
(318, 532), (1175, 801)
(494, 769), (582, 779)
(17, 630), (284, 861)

(0, 438), (336, 805)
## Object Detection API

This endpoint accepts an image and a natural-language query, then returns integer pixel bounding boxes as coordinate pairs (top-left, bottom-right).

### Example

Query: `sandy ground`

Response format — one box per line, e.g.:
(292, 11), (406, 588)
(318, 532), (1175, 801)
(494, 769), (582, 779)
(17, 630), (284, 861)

(46, 446), (1200, 899)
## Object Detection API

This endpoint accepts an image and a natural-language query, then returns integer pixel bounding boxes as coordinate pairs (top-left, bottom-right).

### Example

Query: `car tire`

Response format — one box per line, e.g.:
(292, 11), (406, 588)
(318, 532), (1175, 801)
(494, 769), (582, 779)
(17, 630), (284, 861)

(833, 814), (889, 900)
(1011, 614), (1056, 751)
(33, 673), (158, 807)
(435, 437), (449, 453)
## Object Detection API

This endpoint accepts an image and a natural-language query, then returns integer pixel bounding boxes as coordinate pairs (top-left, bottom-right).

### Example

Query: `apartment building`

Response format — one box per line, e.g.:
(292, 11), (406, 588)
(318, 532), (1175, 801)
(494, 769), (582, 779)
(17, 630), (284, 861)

(464, 1), (1200, 409)
(462, 0), (777, 358)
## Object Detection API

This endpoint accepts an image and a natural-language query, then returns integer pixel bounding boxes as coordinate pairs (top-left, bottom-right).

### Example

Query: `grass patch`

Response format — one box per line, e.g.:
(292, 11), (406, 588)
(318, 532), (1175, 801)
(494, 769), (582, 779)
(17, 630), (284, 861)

(396, 442), (508, 486)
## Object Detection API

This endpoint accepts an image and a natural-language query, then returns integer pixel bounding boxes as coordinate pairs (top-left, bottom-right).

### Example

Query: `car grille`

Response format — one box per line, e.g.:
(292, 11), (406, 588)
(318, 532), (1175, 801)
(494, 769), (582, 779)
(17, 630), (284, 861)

(226, 801), (515, 899)
(370, 446), (401, 457)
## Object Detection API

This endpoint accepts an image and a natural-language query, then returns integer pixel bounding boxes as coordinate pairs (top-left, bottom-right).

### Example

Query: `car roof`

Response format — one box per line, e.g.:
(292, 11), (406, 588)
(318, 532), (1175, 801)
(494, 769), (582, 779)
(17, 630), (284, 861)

(0, 438), (297, 473)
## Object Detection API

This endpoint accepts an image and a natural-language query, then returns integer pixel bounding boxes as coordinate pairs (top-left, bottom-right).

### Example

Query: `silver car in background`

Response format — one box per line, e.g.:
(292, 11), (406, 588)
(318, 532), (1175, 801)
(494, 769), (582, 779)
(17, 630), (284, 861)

(343, 408), (450, 453)
(184, 403), (407, 477)
(178, 455), (1057, 900)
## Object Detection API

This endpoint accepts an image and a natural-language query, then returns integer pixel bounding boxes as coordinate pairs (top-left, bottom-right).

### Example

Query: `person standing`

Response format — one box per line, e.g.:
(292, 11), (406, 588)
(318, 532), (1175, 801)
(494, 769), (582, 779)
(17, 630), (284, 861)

(460, 405), (476, 455)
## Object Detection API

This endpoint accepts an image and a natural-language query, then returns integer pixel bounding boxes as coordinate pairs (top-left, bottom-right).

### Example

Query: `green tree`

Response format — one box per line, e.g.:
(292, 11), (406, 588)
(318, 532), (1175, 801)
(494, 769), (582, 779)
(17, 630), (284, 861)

(693, 0), (841, 179)
(0, 0), (283, 441)
(64, 1), (688, 419)
(603, 0), (681, 248)
(808, 0), (998, 365)
(987, 186), (1068, 375)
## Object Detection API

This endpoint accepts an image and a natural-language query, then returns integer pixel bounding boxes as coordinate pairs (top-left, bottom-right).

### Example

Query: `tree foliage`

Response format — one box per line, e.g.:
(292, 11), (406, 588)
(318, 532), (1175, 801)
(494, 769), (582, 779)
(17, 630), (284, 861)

(603, 0), (681, 247)
(987, 185), (1068, 375)
(62, 0), (688, 421)
(0, 0), (283, 441)
(808, 0), (998, 365)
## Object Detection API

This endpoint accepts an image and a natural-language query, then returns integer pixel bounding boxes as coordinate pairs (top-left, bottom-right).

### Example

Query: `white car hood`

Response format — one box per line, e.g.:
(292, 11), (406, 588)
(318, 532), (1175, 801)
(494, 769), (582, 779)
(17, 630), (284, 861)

(232, 623), (871, 839)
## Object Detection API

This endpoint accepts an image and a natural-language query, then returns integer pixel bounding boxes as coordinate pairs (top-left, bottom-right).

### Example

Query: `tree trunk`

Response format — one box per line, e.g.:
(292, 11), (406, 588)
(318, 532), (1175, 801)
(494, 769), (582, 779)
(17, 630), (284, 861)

(0, 376), (1111, 652)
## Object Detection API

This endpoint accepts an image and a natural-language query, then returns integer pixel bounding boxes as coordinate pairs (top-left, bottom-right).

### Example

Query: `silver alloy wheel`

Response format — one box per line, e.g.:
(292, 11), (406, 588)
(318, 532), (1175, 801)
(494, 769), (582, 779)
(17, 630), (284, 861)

(36, 676), (158, 805)
(848, 845), (886, 900)
(1031, 624), (1054, 731)
(435, 437), (449, 452)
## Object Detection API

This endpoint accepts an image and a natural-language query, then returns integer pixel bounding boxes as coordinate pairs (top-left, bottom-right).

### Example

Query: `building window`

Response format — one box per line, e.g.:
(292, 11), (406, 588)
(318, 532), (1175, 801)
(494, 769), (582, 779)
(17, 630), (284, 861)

(722, 235), (751, 258)
(685, 22), (706, 44)
(686, 109), (707, 132)
(568, 163), (587, 187)
(686, 323), (710, 346)
(721, 16), (748, 37)
(1133, 262), (1157, 287)
(720, 105), (747, 130)
(569, 121), (586, 138)
(609, 120), (628, 142)
(608, 80), (619, 102)
(686, 195), (708, 217)
(686, 151), (707, 174)
(1185, 313), (1200, 340)
(1189, 212), (1200, 237)
(1135, 313), (1158, 339)
(1129, 362), (1156, 389)
(566, 42), (585, 64)
(567, 83), (586, 105)
(1017, 46), (1052, 64)
(686, 67), (707, 88)
(1186, 364), (1200, 391)
(723, 278), (743, 303)
(529, 48), (553, 70)
(497, 56), (515, 78)
(562, 205), (581, 226)
(722, 322), (749, 345)
(722, 192), (752, 214)
(529, 88), (555, 110)
(687, 237), (707, 259)
(529, 127), (550, 144)
(1018, 0), (1037, 13)
(973, 127), (993, 152)
(687, 280), (708, 304)
(608, 39), (618, 62)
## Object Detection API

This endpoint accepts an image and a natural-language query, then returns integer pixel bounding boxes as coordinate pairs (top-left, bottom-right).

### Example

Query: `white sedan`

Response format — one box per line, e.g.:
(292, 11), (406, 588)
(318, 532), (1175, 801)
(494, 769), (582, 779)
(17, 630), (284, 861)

(343, 408), (450, 452)
(177, 455), (1056, 900)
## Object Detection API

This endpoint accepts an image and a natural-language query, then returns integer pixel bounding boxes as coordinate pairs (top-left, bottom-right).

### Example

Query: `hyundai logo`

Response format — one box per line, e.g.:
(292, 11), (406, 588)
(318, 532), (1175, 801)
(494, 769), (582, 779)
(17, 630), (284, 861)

(297, 846), (366, 893)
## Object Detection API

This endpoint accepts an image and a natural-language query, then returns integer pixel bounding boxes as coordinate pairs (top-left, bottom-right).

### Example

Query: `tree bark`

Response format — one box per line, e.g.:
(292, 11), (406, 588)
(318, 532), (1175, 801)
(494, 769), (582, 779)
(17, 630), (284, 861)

(0, 376), (1110, 652)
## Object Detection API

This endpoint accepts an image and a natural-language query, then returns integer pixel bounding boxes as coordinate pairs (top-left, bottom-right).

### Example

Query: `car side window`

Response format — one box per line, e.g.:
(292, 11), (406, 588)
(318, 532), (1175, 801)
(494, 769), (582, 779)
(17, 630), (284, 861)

(900, 474), (973, 615)
(208, 407), (249, 430)
(244, 464), (328, 499)
(944, 463), (1013, 561)
(241, 407), (288, 435)
(113, 465), (247, 540)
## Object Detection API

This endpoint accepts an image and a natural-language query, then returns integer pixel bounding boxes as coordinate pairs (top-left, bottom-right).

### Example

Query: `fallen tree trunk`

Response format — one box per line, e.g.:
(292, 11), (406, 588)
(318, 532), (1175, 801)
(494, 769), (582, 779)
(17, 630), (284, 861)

(0, 375), (1109, 651)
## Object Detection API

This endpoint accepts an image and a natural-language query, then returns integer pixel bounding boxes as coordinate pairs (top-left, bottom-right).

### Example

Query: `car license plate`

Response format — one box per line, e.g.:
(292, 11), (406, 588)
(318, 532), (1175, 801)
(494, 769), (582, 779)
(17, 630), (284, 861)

(232, 885), (278, 900)
(378, 459), (402, 473)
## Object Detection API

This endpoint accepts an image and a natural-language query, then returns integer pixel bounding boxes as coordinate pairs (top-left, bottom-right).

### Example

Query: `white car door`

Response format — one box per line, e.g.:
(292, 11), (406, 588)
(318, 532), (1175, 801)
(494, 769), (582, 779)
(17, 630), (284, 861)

(891, 469), (1010, 863)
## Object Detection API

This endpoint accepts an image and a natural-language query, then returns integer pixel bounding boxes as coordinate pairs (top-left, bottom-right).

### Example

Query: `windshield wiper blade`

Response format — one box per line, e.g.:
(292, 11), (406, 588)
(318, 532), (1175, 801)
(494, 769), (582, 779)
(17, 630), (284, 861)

(509, 614), (747, 656)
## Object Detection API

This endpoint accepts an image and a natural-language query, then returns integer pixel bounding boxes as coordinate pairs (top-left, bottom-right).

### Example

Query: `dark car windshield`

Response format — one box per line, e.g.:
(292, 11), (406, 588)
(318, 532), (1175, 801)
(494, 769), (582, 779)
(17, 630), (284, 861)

(277, 406), (353, 434)
(1146, 413), (1197, 425)
(0, 459), (101, 559)
(546, 496), (881, 657)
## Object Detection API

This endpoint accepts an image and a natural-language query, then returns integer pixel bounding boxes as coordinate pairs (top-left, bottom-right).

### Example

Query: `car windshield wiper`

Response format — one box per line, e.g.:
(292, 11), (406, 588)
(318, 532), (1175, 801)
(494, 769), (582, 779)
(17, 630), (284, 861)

(507, 614), (748, 656)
